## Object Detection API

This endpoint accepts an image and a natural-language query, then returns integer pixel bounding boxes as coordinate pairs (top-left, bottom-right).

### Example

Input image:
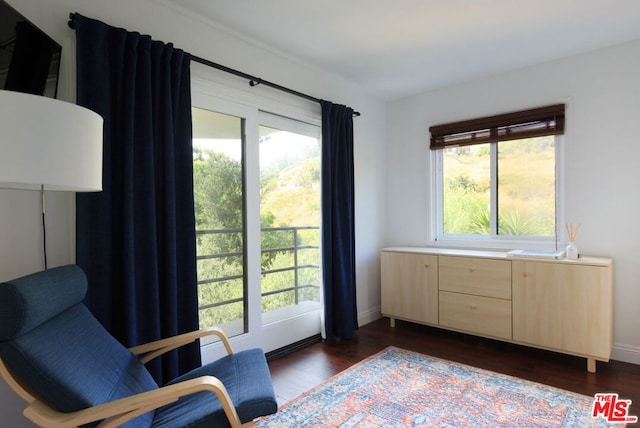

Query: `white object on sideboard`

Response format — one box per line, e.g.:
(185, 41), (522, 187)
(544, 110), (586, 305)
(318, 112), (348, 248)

(380, 247), (613, 373)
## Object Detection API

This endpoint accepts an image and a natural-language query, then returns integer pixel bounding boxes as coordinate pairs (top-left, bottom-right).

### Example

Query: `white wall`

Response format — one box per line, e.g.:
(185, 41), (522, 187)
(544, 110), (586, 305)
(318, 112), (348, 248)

(387, 39), (640, 365)
(0, 0), (387, 425)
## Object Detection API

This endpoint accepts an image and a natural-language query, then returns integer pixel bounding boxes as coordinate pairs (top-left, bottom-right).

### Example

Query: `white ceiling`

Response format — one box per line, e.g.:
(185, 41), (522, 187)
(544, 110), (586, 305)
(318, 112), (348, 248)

(171, 0), (640, 100)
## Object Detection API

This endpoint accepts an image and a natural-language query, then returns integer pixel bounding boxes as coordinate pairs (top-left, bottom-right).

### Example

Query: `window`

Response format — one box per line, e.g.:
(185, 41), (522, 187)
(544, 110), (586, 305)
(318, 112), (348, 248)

(430, 104), (564, 246)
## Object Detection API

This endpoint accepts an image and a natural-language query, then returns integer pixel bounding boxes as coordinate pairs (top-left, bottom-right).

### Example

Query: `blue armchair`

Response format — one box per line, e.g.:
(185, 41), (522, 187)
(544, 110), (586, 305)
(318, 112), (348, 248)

(0, 265), (277, 427)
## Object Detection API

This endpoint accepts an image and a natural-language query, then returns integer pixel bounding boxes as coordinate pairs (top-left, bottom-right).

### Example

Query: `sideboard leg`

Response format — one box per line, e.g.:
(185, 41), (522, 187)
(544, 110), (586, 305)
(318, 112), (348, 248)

(389, 317), (396, 328)
(587, 358), (596, 373)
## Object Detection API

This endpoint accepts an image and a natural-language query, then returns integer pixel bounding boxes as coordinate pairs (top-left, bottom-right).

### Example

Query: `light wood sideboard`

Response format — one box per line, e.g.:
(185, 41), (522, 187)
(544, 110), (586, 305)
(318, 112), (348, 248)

(380, 247), (613, 373)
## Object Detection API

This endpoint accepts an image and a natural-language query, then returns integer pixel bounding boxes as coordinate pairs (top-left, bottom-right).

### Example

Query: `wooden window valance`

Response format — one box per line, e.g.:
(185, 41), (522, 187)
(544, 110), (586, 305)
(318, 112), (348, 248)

(429, 104), (565, 150)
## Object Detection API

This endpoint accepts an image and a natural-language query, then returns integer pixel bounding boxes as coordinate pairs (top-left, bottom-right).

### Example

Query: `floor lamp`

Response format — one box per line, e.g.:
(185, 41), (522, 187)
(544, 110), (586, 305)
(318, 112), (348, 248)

(0, 89), (103, 269)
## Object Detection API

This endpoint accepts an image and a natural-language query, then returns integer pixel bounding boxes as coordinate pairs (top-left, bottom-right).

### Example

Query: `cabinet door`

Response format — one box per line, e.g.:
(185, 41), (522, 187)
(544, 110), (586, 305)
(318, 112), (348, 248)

(381, 251), (438, 325)
(512, 261), (612, 359)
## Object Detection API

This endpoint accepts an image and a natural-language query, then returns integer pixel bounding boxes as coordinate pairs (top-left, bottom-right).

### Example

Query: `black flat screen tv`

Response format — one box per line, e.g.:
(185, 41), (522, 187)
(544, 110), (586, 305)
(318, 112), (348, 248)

(0, 0), (61, 97)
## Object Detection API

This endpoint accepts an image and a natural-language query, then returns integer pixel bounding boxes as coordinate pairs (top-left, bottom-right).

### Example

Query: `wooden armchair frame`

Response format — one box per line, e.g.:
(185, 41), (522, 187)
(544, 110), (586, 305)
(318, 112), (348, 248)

(0, 327), (255, 428)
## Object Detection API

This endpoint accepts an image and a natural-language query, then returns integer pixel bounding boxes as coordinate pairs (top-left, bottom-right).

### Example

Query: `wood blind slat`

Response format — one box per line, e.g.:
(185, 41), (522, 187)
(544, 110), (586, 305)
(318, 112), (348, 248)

(429, 104), (565, 149)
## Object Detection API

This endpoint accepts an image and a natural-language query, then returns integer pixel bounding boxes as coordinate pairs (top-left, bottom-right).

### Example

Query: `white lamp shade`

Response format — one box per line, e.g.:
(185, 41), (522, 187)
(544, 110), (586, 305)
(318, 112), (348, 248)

(0, 89), (103, 191)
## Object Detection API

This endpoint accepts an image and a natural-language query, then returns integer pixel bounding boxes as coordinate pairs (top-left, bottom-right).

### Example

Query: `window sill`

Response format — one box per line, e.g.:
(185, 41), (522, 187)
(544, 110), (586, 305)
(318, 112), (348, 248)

(429, 236), (563, 252)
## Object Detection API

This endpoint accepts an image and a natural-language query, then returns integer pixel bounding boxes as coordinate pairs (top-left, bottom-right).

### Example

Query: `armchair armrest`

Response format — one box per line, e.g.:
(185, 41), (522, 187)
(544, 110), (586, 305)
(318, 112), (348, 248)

(23, 375), (243, 428)
(129, 327), (234, 364)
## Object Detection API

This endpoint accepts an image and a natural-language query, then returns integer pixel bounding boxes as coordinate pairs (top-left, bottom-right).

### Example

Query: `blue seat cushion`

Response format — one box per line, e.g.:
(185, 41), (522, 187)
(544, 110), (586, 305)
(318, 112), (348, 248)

(152, 348), (277, 427)
(0, 265), (87, 341)
(0, 304), (158, 428)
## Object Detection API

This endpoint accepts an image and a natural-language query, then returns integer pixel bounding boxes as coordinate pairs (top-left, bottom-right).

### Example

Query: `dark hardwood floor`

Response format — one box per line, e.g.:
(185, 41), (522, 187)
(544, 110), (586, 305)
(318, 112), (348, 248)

(267, 318), (640, 418)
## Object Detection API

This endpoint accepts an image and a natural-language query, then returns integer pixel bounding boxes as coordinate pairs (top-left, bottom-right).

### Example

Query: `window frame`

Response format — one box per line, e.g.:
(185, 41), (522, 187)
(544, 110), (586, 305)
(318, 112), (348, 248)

(428, 104), (567, 251)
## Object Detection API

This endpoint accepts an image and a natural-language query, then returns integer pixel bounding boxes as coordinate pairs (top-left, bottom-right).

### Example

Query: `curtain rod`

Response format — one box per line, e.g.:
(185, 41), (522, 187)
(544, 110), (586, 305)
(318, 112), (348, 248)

(67, 13), (359, 116)
(191, 55), (360, 117)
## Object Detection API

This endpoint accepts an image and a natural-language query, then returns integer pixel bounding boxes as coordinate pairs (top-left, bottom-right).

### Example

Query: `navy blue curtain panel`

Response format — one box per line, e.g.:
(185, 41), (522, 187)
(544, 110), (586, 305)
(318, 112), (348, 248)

(321, 100), (358, 341)
(72, 13), (200, 385)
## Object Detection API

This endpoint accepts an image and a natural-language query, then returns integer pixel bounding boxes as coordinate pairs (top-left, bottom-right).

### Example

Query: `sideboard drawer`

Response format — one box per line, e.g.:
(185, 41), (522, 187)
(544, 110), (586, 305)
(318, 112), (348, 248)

(439, 256), (511, 299)
(439, 291), (512, 340)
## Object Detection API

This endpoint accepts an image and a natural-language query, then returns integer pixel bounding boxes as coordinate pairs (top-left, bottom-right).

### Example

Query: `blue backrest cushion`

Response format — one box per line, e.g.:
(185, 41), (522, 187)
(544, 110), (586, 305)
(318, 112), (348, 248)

(0, 265), (87, 341)
(0, 266), (159, 427)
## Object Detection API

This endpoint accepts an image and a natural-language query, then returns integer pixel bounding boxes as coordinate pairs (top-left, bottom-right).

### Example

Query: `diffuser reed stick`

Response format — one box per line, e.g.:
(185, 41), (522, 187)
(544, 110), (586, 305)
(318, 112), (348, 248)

(565, 223), (580, 242)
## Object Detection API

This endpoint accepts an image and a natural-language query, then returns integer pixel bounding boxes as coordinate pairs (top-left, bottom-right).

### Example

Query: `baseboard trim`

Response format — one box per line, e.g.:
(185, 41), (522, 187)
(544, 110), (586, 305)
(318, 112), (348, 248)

(265, 334), (322, 361)
(612, 342), (640, 365)
(358, 305), (382, 327)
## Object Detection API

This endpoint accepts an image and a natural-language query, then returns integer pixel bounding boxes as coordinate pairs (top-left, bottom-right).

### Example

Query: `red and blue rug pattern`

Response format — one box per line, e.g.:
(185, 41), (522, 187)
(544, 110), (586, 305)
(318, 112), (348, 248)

(256, 346), (618, 427)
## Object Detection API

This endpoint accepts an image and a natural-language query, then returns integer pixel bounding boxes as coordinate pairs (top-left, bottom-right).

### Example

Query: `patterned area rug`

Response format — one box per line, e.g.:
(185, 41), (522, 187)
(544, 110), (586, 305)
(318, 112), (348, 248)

(256, 346), (616, 427)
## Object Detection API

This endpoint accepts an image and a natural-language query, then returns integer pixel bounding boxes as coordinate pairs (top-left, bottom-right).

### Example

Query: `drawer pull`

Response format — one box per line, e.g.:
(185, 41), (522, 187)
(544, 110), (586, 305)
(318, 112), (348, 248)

(469, 304), (478, 310)
(424, 264), (430, 268)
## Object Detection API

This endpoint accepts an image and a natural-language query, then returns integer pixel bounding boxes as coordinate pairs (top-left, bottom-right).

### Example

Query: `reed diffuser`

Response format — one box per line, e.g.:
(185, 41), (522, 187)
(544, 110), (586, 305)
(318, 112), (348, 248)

(565, 223), (580, 260)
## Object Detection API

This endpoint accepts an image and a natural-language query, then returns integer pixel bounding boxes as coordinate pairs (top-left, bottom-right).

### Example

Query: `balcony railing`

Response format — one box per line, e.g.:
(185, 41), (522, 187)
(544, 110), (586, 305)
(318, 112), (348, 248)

(195, 226), (321, 316)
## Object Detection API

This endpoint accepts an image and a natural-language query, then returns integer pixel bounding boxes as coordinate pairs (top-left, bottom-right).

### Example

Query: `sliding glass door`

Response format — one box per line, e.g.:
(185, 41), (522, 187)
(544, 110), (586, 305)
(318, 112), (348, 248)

(191, 93), (322, 361)
(259, 113), (322, 325)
